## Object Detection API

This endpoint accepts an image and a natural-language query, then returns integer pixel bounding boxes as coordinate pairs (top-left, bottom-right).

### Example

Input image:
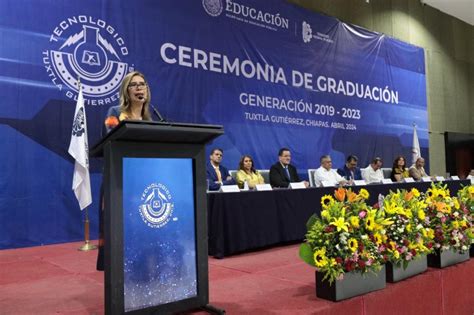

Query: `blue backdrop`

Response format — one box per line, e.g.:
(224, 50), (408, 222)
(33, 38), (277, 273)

(0, 0), (427, 249)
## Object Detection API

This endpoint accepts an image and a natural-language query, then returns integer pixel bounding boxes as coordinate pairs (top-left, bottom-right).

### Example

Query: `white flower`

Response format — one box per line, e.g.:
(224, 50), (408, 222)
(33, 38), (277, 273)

(453, 212), (459, 218)
(416, 224), (423, 230)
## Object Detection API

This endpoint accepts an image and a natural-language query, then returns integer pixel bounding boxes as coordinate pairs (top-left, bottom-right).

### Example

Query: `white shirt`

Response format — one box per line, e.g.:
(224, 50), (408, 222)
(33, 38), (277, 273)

(314, 166), (345, 187)
(361, 165), (384, 184)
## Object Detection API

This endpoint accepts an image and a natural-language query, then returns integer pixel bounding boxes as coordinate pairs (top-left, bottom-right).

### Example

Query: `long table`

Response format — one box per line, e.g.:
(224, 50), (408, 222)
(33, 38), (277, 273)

(207, 180), (470, 258)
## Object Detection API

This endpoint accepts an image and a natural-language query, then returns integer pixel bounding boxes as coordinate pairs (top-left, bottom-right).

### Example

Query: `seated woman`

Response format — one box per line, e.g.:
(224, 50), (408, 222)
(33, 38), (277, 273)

(235, 155), (265, 189)
(390, 155), (409, 182)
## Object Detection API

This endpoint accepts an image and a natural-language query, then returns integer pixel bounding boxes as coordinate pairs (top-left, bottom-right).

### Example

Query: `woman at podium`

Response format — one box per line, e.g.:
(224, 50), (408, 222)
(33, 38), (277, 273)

(97, 71), (153, 271)
(103, 71), (153, 134)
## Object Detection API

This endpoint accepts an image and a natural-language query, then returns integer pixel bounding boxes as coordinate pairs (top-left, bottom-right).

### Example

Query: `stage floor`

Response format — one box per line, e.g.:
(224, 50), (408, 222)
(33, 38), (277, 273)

(1, 242), (473, 314)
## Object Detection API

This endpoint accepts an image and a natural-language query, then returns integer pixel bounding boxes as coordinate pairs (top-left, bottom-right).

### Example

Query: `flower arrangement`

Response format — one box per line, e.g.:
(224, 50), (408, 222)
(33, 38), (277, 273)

(457, 185), (474, 247)
(381, 188), (434, 268)
(424, 183), (473, 253)
(300, 188), (390, 284)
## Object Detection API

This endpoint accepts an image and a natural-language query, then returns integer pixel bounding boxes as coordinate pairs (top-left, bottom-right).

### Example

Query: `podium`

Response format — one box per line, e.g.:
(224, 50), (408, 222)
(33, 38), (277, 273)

(91, 120), (223, 315)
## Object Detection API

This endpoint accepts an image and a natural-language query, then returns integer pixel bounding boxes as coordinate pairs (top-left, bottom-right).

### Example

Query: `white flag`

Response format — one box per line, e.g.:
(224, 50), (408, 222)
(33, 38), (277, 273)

(411, 125), (421, 165)
(68, 87), (92, 210)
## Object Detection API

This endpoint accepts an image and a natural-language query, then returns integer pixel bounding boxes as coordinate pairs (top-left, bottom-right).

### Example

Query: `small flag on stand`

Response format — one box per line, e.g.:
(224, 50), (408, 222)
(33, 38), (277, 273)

(68, 86), (92, 210)
(411, 124), (421, 165)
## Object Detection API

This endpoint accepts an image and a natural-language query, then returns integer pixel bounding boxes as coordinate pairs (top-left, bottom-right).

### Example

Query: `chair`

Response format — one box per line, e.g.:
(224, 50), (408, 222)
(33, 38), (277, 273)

(258, 170), (270, 184)
(229, 170), (238, 180)
(307, 169), (317, 187)
(381, 168), (392, 179)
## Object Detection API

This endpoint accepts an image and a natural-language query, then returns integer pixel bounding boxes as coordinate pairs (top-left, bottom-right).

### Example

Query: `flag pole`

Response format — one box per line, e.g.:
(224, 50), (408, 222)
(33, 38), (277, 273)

(73, 76), (96, 251)
(79, 206), (97, 251)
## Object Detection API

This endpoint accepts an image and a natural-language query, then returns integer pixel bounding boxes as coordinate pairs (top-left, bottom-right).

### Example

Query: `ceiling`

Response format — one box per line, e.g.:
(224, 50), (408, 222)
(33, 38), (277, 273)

(422, 0), (474, 26)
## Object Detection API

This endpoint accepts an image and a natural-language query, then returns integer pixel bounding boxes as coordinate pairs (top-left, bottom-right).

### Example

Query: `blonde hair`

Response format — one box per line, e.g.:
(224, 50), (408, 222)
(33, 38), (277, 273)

(118, 71), (152, 120)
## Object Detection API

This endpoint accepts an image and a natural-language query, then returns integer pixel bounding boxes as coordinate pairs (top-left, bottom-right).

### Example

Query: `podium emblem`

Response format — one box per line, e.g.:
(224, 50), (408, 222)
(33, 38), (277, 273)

(139, 183), (174, 228)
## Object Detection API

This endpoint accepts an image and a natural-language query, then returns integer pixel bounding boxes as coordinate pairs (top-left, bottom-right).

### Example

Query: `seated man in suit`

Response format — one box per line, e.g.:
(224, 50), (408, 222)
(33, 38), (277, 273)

(361, 157), (384, 184)
(408, 157), (429, 181)
(206, 148), (236, 191)
(270, 148), (308, 188)
(314, 155), (347, 187)
(337, 155), (362, 182)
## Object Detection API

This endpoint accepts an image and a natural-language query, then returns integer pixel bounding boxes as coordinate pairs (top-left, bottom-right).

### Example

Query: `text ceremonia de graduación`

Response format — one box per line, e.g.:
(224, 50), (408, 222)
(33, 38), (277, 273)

(160, 42), (401, 130)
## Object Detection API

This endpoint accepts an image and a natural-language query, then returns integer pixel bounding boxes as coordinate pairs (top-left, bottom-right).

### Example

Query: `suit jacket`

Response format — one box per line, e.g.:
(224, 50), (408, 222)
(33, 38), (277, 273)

(337, 165), (362, 180)
(206, 161), (236, 191)
(269, 162), (300, 188)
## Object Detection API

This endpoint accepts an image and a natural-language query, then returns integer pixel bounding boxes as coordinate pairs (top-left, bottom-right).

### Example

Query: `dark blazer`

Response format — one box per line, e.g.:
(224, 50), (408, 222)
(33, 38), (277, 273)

(337, 165), (362, 180)
(269, 162), (300, 188)
(206, 161), (236, 191)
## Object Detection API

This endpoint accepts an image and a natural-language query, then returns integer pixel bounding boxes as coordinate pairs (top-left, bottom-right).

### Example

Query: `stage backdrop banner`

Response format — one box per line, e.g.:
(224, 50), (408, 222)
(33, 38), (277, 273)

(0, 0), (427, 249)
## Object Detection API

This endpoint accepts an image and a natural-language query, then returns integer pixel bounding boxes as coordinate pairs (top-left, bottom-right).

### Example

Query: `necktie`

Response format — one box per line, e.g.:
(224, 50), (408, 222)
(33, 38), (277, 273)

(215, 167), (222, 182)
(284, 167), (291, 181)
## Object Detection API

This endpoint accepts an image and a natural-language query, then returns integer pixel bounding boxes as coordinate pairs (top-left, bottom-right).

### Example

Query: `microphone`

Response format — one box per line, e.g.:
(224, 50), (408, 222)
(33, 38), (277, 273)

(150, 104), (166, 122)
(137, 96), (166, 122)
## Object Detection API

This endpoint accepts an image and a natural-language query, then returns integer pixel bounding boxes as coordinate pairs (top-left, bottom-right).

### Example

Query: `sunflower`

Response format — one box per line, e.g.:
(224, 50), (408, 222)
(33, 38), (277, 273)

(348, 238), (358, 252)
(321, 195), (334, 208)
(358, 188), (369, 200)
(426, 188), (436, 198)
(365, 216), (375, 231)
(436, 189), (447, 199)
(452, 221), (460, 229)
(373, 233), (383, 245)
(349, 216), (360, 228)
(313, 248), (328, 268)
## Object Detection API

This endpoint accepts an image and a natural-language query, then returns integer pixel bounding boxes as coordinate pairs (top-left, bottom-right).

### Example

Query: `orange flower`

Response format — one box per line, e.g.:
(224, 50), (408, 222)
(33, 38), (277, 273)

(347, 191), (357, 202)
(334, 187), (346, 202)
(104, 116), (119, 128)
(404, 191), (413, 201)
(435, 201), (448, 213)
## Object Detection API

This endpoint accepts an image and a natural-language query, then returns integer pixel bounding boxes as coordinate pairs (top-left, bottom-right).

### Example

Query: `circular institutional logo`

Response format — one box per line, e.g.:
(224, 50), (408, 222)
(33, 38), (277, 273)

(44, 16), (131, 101)
(202, 0), (223, 17)
(139, 183), (174, 228)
